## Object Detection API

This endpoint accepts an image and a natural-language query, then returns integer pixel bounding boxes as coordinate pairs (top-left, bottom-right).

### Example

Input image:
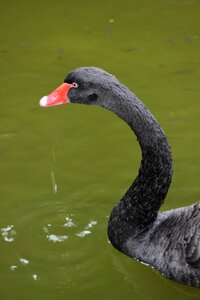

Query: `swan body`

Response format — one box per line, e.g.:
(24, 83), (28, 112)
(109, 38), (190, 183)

(40, 67), (200, 287)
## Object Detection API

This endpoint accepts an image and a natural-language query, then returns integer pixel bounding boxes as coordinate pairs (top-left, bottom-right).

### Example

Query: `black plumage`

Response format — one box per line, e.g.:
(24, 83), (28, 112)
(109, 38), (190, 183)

(55, 67), (199, 287)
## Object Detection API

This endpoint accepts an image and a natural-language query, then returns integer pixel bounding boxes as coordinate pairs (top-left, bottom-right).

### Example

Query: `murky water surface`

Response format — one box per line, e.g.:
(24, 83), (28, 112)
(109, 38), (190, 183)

(0, 0), (200, 299)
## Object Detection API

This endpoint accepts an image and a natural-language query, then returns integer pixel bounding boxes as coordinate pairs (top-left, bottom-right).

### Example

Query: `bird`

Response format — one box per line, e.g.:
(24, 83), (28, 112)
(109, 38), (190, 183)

(40, 67), (200, 288)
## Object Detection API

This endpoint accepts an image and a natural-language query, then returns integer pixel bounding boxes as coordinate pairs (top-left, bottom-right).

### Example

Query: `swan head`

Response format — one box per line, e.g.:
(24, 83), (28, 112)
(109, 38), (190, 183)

(39, 67), (121, 108)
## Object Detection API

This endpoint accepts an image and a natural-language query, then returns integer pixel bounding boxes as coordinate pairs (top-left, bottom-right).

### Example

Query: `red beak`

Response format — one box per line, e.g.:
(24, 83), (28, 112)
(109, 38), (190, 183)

(39, 83), (74, 107)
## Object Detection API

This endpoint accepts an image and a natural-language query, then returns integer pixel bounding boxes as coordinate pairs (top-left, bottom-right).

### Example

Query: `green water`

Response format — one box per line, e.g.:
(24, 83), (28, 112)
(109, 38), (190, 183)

(0, 0), (200, 299)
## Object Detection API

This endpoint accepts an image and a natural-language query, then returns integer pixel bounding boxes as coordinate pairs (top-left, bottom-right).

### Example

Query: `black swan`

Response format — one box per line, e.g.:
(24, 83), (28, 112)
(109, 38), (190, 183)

(40, 67), (200, 288)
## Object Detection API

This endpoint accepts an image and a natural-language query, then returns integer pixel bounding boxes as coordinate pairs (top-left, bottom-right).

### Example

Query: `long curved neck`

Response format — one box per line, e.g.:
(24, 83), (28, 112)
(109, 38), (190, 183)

(106, 83), (173, 250)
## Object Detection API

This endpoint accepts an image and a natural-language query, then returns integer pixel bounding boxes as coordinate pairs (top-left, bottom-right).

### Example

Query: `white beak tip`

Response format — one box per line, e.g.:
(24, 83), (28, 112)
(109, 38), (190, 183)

(39, 96), (48, 107)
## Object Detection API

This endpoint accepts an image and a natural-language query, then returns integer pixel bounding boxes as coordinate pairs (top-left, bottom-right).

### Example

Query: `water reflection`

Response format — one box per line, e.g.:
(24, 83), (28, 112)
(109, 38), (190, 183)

(10, 257), (38, 283)
(63, 217), (75, 228)
(50, 170), (58, 194)
(10, 265), (18, 271)
(43, 215), (97, 242)
(32, 274), (38, 281)
(19, 258), (29, 265)
(76, 221), (97, 237)
(46, 234), (68, 242)
(1, 225), (16, 242)
(10, 257), (29, 271)
(76, 230), (91, 238)
(85, 221), (97, 229)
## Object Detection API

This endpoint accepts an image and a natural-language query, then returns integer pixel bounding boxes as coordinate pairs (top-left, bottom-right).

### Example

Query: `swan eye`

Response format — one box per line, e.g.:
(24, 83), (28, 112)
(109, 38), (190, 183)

(72, 82), (78, 88)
